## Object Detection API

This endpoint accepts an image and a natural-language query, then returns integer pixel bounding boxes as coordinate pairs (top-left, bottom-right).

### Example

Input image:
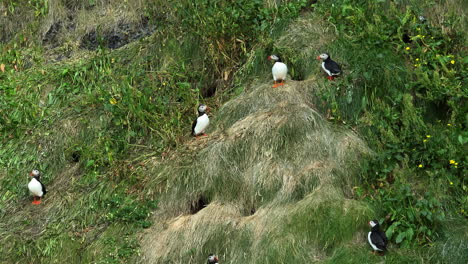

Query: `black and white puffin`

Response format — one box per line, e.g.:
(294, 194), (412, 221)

(28, 169), (47, 205)
(368, 219), (388, 255)
(317, 53), (342, 80)
(192, 104), (210, 137)
(268, 54), (288, 88)
(207, 254), (219, 264)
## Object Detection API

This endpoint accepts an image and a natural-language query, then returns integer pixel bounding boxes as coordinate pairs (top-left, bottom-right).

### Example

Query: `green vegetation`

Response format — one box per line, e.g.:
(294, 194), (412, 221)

(312, 0), (467, 249)
(0, 0), (467, 263)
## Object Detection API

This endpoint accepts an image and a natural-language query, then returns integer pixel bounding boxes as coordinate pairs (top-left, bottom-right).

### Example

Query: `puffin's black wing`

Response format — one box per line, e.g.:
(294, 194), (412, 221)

(191, 118), (197, 136)
(379, 230), (388, 244)
(39, 180), (47, 195)
(325, 60), (342, 75)
(370, 231), (387, 251)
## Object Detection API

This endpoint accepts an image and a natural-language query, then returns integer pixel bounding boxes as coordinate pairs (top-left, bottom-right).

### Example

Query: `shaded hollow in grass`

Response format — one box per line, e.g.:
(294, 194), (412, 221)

(189, 195), (210, 215)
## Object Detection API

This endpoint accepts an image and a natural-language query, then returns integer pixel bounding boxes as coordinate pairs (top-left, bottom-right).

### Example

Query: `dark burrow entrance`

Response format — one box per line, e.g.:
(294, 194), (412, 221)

(71, 151), (81, 162)
(189, 195), (210, 214)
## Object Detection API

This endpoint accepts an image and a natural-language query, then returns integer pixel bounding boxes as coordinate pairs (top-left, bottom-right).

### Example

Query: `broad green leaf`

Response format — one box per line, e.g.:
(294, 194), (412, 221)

(396, 231), (406, 244)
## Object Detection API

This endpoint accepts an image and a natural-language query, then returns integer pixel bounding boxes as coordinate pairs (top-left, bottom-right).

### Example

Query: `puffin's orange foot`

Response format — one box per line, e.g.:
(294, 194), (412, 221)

(202, 133), (208, 136)
(272, 83), (279, 88)
(279, 81), (285, 86)
(327, 76), (334, 80)
(32, 200), (41, 205)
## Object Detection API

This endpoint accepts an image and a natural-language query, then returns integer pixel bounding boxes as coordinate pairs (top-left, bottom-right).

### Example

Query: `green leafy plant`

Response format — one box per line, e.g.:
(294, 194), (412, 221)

(315, 0), (466, 246)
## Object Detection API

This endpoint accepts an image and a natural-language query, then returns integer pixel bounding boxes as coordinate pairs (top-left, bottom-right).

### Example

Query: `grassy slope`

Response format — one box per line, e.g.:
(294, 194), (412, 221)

(0, 1), (466, 263)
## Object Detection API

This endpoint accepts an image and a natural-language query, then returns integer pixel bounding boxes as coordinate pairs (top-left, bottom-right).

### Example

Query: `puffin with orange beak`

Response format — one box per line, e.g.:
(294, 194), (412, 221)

(28, 169), (47, 205)
(192, 104), (210, 138)
(317, 53), (342, 80)
(268, 54), (288, 88)
(207, 254), (219, 264)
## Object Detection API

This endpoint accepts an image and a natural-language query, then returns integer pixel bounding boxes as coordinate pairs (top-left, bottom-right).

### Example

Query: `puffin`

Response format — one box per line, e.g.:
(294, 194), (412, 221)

(268, 54), (288, 88)
(368, 219), (388, 255)
(192, 104), (210, 137)
(317, 53), (342, 80)
(207, 254), (219, 264)
(28, 169), (47, 205)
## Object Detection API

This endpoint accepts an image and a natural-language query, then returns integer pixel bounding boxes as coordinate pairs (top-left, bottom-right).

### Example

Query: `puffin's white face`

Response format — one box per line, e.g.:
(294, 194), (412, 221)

(208, 255), (218, 262)
(319, 53), (329, 60)
(31, 170), (40, 177)
(369, 220), (378, 227)
(198, 104), (207, 113)
(269, 54), (279, 61)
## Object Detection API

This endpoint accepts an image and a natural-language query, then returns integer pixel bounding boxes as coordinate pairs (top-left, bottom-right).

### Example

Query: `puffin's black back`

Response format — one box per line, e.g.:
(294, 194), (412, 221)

(191, 119), (197, 135)
(324, 57), (342, 74)
(39, 180), (47, 195)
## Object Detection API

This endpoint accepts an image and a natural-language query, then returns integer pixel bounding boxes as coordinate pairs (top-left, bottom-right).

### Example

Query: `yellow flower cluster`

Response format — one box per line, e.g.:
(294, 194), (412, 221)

(450, 60), (455, 64)
(449, 160), (459, 168)
(418, 164), (423, 168)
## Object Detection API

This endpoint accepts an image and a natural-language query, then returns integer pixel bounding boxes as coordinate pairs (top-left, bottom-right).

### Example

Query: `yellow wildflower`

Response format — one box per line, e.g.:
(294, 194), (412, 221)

(450, 60), (455, 64)
(447, 123), (452, 127)
(418, 164), (423, 168)
(423, 139), (427, 143)
(450, 160), (455, 164)
(109, 98), (117, 105)
(450, 182), (453, 185)
(455, 166), (458, 168)
(426, 135), (431, 138)
(406, 47), (410, 50)
(417, 27), (421, 31)
(416, 58), (420, 61)
(414, 64), (418, 67)
(455, 163), (458, 166)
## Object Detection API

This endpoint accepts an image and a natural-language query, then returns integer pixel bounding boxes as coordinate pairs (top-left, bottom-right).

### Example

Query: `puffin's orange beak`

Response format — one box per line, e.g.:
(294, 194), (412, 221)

(267, 56), (271, 60)
(29, 172), (33, 176)
(206, 106), (211, 112)
(214, 257), (219, 262)
(316, 56), (321, 60)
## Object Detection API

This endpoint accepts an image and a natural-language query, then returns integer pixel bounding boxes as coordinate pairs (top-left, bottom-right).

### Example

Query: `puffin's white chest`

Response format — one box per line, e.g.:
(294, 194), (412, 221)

(194, 114), (209, 135)
(28, 178), (44, 197)
(321, 62), (332, 76)
(368, 231), (381, 251)
(272, 62), (288, 81)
